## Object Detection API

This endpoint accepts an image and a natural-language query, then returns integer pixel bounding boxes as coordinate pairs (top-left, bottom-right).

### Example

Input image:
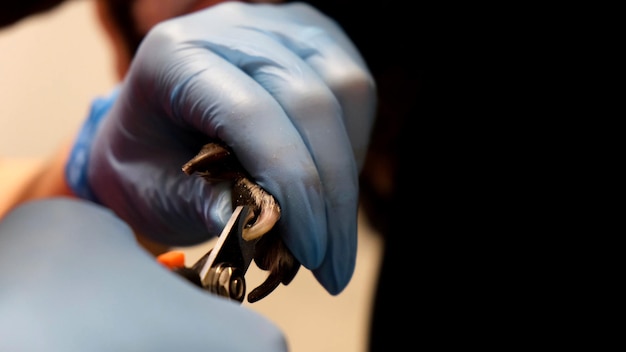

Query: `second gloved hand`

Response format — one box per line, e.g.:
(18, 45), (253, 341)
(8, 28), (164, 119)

(66, 2), (377, 295)
(0, 198), (286, 351)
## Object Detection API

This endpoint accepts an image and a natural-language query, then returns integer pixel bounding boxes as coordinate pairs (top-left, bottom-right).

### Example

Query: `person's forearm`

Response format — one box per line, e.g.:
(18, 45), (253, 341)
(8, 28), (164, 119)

(0, 139), (74, 219)
(0, 137), (170, 256)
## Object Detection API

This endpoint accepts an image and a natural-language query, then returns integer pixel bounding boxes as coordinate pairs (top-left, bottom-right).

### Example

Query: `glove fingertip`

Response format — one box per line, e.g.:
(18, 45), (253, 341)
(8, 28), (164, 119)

(312, 263), (354, 296)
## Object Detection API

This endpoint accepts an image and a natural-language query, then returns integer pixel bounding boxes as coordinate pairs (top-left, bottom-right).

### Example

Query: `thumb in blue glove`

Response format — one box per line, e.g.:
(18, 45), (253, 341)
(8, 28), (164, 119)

(0, 198), (287, 352)
(65, 2), (377, 295)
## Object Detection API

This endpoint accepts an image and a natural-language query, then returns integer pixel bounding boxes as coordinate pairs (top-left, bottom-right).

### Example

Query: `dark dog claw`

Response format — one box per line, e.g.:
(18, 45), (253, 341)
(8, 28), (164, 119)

(183, 141), (300, 302)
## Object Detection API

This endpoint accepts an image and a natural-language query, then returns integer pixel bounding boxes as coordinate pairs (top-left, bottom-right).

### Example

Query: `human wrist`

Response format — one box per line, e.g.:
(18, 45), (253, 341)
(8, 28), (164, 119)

(65, 87), (120, 202)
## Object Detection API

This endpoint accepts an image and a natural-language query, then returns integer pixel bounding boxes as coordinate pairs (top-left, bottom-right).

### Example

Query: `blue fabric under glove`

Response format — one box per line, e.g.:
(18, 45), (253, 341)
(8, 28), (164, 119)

(65, 2), (376, 295)
(0, 198), (287, 351)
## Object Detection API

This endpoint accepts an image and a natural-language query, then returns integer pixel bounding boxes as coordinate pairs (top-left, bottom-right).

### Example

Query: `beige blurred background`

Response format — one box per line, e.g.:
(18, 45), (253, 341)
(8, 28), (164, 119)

(0, 1), (383, 351)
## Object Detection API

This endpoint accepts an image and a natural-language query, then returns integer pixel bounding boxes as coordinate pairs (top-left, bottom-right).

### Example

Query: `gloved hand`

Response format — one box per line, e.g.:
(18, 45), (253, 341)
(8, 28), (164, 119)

(0, 198), (287, 352)
(65, 2), (376, 294)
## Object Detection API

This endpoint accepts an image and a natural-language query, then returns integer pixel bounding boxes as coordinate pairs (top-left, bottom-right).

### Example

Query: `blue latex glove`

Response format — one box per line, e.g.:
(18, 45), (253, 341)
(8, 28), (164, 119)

(65, 2), (376, 294)
(0, 198), (287, 351)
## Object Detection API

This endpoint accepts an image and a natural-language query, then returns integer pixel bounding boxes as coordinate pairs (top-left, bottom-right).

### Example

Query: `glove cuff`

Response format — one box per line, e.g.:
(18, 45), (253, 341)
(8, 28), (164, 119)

(65, 87), (120, 202)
